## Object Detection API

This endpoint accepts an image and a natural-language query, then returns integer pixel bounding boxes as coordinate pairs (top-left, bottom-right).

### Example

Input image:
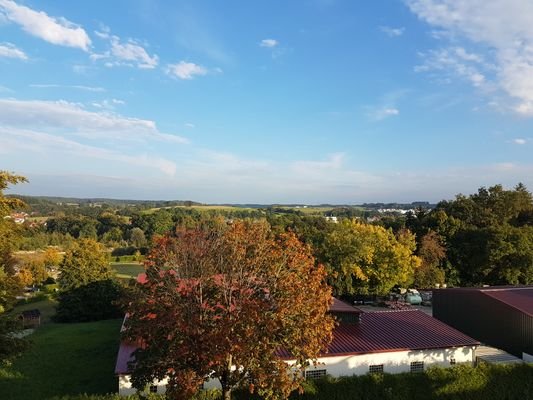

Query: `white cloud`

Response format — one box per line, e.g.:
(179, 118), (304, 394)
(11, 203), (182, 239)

(91, 33), (159, 69)
(0, 0), (91, 51)
(260, 39), (278, 48)
(415, 47), (487, 87)
(407, 0), (533, 116)
(370, 107), (400, 121)
(108, 37), (158, 69)
(512, 138), (527, 145)
(0, 42), (27, 59)
(166, 61), (208, 80)
(379, 26), (405, 37)
(0, 98), (188, 144)
(184, 123), (195, 128)
(1, 127), (176, 176)
(91, 98), (125, 110)
(29, 84), (105, 92)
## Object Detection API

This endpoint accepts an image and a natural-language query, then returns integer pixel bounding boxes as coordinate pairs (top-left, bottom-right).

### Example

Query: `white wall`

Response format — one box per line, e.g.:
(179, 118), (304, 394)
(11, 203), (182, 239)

(118, 346), (476, 395)
(296, 346), (475, 377)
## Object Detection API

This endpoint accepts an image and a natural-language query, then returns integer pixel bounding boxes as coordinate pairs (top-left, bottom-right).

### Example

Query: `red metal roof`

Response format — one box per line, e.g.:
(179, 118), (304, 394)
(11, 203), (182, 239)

(115, 341), (138, 375)
(278, 310), (479, 359)
(115, 309), (479, 373)
(330, 298), (362, 314)
(481, 287), (533, 317)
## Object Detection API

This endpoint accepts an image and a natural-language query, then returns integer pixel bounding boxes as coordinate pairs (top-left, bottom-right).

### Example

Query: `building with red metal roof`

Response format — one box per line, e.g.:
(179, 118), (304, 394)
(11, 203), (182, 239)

(433, 285), (533, 360)
(116, 296), (479, 395)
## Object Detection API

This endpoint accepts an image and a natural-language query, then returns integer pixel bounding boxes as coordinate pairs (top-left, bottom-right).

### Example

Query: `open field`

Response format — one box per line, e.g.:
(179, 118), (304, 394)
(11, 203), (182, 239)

(0, 317), (122, 400)
(111, 262), (144, 280)
(142, 204), (258, 214)
(274, 206), (335, 215)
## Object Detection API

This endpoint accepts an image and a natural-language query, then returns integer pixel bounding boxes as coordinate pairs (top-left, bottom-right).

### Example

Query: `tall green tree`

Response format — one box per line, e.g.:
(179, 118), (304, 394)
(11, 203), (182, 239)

(0, 171), (29, 364)
(58, 238), (114, 290)
(427, 184), (533, 285)
(323, 220), (420, 295)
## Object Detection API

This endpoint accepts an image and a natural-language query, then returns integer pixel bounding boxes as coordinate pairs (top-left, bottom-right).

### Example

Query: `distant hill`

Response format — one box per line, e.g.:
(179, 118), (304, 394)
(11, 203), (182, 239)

(8, 195), (436, 215)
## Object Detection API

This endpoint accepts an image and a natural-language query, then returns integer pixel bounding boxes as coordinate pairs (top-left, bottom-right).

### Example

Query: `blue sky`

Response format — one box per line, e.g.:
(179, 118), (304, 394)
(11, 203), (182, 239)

(1, 0), (532, 203)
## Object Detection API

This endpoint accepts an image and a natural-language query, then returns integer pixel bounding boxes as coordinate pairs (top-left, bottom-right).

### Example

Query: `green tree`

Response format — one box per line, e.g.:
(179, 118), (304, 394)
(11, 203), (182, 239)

(0, 171), (29, 363)
(129, 227), (147, 248)
(323, 220), (420, 296)
(425, 184), (533, 285)
(58, 239), (114, 290)
(54, 279), (123, 322)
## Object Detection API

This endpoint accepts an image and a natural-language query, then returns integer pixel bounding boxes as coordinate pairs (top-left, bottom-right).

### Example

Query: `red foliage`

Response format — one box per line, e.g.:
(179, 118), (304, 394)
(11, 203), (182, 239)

(124, 220), (334, 400)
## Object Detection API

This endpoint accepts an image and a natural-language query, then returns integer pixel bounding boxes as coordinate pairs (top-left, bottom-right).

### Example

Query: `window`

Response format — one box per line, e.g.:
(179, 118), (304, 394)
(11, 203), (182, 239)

(410, 361), (424, 373)
(305, 369), (326, 380)
(450, 357), (456, 365)
(368, 364), (384, 374)
(149, 385), (158, 393)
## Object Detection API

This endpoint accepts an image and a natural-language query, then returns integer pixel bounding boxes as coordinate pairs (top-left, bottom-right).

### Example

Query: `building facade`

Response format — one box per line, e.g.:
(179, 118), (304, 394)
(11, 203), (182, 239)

(433, 286), (533, 359)
(116, 298), (479, 395)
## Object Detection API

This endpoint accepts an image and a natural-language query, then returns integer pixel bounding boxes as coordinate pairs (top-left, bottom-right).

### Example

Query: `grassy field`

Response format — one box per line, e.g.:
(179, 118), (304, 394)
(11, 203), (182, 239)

(111, 262), (144, 280)
(0, 315), (122, 399)
(142, 204), (256, 214)
(11, 297), (57, 324)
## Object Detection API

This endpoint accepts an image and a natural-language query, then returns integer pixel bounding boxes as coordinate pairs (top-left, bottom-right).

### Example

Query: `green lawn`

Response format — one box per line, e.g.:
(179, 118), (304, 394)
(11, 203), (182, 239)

(11, 297), (57, 324)
(0, 318), (122, 399)
(111, 262), (144, 280)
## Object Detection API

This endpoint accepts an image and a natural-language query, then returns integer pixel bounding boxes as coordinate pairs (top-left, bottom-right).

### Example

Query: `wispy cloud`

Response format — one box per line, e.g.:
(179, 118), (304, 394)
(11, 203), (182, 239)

(0, 98), (188, 144)
(407, 0), (533, 116)
(1, 127), (177, 176)
(0, 0), (91, 51)
(511, 138), (527, 145)
(379, 26), (405, 37)
(260, 39), (278, 48)
(30, 84), (105, 92)
(91, 29), (158, 69)
(91, 98), (125, 110)
(415, 47), (487, 87)
(165, 61), (208, 80)
(369, 107), (400, 121)
(0, 42), (27, 59)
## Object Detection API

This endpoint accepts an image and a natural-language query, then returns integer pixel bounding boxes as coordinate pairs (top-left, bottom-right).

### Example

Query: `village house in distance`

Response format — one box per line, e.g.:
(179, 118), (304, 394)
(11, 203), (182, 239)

(115, 284), (479, 396)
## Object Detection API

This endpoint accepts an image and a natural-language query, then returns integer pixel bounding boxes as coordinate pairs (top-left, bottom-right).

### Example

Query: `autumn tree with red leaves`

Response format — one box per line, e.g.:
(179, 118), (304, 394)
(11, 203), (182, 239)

(124, 220), (334, 400)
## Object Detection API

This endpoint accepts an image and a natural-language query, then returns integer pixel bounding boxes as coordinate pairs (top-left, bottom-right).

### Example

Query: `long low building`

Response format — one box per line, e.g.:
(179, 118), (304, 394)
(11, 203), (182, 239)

(116, 298), (479, 395)
(433, 286), (533, 359)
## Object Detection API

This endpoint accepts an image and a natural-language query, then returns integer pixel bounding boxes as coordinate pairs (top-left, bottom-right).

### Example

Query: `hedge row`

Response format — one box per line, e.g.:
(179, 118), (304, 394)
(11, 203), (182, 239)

(235, 363), (533, 400)
(293, 363), (533, 400)
(49, 364), (533, 400)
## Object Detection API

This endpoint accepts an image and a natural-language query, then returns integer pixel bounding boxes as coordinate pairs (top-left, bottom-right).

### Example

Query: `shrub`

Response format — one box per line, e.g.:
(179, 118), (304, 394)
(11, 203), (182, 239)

(54, 280), (124, 322)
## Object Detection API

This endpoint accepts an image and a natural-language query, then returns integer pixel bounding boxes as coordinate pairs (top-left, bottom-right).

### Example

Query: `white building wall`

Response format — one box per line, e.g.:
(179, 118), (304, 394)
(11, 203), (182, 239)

(297, 346), (476, 377)
(118, 346), (475, 395)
